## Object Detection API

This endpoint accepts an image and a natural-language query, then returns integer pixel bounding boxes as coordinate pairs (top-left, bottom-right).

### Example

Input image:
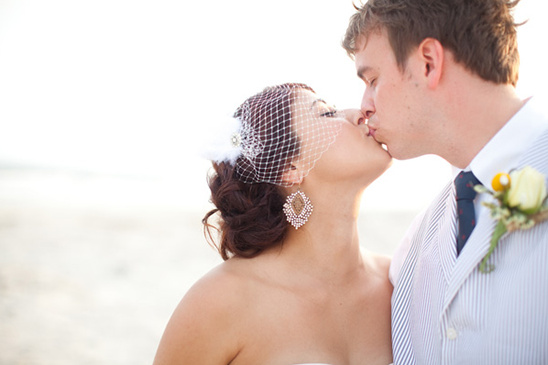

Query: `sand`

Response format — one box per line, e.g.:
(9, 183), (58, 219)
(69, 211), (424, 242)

(0, 169), (417, 365)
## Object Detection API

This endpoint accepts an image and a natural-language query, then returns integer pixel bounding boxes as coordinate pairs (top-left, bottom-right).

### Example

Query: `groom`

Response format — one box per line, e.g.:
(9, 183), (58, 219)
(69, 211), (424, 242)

(342, 0), (548, 364)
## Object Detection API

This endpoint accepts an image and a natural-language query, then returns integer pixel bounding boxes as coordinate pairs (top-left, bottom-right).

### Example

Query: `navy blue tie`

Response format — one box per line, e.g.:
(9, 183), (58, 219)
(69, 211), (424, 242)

(454, 171), (481, 255)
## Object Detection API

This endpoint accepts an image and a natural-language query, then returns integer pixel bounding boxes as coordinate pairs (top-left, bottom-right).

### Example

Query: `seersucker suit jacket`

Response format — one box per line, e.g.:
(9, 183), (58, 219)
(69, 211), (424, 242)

(391, 126), (548, 364)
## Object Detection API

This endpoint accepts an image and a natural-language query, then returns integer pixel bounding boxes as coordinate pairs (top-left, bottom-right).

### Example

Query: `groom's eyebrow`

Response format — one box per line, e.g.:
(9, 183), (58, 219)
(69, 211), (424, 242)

(357, 66), (372, 80)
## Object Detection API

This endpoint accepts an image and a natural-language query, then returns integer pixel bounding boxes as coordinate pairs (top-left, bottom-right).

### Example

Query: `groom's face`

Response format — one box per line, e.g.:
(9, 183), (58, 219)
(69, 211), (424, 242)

(354, 31), (432, 160)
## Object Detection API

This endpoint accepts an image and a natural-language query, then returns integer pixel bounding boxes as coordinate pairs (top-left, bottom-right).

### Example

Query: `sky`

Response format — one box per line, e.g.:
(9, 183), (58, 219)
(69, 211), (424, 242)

(0, 0), (547, 211)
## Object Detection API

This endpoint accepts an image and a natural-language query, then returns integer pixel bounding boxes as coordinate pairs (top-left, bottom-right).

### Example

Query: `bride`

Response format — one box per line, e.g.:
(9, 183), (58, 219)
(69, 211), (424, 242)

(153, 83), (393, 365)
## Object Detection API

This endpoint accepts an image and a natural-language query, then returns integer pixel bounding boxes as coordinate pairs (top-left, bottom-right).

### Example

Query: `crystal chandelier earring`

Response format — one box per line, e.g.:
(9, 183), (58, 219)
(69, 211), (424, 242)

(283, 189), (313, 229)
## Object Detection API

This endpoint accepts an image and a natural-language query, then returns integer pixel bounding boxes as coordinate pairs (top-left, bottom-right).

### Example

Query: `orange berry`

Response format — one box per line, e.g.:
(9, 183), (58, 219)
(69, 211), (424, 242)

(491, 172), (511, 192)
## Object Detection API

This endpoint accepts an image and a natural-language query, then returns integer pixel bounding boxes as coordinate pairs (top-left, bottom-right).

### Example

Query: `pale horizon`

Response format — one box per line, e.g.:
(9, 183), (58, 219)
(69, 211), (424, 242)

(0, 0), (546, 211)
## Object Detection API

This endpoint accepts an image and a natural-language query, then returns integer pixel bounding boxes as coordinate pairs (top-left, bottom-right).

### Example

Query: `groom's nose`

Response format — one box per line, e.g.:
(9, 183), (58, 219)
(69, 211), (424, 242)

(361, 91), (375, 119)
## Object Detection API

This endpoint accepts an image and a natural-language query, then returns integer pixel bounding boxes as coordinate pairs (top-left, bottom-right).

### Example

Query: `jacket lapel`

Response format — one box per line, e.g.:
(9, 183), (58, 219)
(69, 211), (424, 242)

(442, 208), (497, 313)
(441, 127), (548, 313)
(437, 182), (457, 285)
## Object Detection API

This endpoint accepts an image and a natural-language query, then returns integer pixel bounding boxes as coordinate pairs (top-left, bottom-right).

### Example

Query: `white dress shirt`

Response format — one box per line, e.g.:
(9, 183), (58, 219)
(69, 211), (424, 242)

(466, 96), (548, 220)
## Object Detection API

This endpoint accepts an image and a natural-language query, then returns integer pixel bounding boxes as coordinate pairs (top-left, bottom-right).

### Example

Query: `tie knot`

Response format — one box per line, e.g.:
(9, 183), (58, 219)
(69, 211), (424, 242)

(455, 171), (480, 201)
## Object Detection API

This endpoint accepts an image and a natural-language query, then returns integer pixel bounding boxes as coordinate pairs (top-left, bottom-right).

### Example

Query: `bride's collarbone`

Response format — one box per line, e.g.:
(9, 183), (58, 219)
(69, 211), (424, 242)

(225, 280), (391, 364)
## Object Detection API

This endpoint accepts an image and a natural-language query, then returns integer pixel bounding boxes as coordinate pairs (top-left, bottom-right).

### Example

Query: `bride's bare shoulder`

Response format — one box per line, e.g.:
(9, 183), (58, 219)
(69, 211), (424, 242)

(153, 259), (252, 364)
(184, 257), (254, 305)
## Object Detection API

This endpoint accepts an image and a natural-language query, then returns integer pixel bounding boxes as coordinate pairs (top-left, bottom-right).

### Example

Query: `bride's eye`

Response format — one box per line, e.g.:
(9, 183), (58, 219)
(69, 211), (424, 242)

(320, 109), (338, 118)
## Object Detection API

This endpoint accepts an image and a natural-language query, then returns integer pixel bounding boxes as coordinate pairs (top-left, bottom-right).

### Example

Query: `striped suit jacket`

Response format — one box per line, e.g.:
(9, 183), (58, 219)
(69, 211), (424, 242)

(391, 128), (548, 364)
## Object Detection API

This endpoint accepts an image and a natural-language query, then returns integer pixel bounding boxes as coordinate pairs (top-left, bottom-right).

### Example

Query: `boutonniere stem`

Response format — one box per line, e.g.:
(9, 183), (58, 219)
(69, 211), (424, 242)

(479, 220), (507, 273)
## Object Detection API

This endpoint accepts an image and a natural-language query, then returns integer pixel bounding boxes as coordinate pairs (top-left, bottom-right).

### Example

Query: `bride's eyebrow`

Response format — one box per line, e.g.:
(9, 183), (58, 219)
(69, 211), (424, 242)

(310, 98), (327, 110)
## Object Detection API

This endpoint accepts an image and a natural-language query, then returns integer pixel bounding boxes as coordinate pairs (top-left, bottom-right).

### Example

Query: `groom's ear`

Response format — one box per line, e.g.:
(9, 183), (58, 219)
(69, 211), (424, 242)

(418, 37), (444, 89)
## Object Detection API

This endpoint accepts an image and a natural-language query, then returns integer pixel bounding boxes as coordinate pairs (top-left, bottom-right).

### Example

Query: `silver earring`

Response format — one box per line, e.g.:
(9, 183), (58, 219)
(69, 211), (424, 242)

(283, 190), (313, 229)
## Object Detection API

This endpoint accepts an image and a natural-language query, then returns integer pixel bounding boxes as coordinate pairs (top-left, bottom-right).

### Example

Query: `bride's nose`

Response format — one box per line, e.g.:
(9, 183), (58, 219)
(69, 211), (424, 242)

(343, 109), (367, 126)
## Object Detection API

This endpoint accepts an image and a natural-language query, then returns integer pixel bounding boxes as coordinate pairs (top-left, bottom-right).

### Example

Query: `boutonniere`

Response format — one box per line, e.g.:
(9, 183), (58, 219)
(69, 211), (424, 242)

(474, 166), (548, 273)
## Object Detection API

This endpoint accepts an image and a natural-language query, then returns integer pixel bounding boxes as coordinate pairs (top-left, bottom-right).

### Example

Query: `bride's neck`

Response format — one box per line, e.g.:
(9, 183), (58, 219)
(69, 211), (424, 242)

(273, 184), (365, 280)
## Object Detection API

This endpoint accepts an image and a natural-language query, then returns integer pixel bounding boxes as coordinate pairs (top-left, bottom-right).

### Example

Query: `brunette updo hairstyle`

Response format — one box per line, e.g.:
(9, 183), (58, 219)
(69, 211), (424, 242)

(203, 83), (314, 260)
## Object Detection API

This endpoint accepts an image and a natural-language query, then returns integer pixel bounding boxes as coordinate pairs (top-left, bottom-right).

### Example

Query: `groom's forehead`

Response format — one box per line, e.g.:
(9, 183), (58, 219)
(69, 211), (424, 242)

(355, 33), (401, 71)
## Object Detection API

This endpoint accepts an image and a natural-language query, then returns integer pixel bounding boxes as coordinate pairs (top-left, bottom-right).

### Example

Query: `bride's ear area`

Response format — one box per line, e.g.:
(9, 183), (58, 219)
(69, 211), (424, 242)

(281, 164), (304, 186)
(418, 37), (444, 89)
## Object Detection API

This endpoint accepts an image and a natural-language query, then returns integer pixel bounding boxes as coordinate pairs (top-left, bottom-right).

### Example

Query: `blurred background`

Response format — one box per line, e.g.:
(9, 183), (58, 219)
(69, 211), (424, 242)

(0, 0), (546, 364)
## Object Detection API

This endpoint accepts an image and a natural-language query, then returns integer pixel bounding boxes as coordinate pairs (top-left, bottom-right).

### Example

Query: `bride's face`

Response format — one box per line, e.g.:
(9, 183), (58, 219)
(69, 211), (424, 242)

(292, 89), (392, 184)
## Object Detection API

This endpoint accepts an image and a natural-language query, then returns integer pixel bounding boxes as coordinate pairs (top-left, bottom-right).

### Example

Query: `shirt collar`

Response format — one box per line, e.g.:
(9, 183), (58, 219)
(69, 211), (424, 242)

(454, 96), (548, 188)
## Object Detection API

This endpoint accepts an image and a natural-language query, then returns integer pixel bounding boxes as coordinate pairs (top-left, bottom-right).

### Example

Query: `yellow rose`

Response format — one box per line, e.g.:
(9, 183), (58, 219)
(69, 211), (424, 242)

(507, 166), (547, 214)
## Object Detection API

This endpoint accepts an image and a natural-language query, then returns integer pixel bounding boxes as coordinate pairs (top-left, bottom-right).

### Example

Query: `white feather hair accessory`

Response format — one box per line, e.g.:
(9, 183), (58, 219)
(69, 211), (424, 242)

(202, 115), (264, 165)
(201, 116), (242, 165)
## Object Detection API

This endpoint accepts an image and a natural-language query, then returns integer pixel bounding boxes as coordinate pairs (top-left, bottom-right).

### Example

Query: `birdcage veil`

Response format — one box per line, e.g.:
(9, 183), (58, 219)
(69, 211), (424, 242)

(203, 83), (345, 186)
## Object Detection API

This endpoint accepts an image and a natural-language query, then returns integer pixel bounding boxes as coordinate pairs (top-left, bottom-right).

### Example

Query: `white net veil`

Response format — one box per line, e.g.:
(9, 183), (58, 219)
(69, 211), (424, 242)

(215, 83), (345, 187)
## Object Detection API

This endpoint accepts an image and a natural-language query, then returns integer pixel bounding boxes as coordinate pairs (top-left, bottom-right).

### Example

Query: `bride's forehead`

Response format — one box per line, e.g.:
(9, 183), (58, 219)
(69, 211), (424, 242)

(294, 89), (318, 103)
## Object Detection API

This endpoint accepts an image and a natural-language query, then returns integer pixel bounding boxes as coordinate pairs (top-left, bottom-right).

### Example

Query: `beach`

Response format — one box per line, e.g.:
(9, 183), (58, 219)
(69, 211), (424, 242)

(0, 168), (417, 365)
